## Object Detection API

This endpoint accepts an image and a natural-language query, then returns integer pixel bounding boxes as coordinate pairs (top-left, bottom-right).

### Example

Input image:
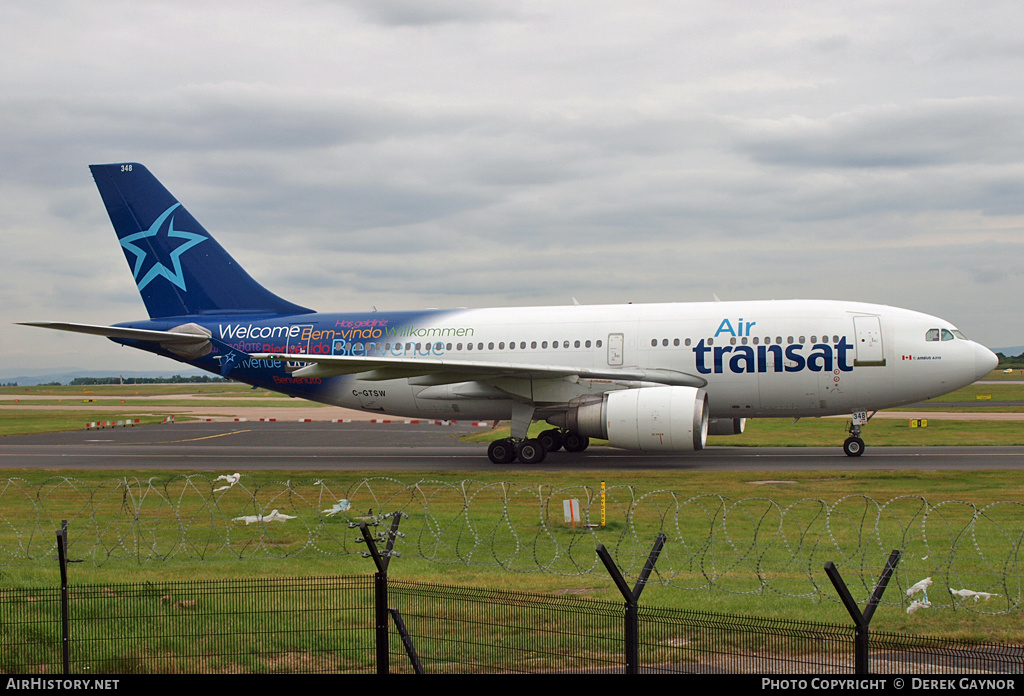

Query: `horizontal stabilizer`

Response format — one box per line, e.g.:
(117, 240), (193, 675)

(19, 321), (213, 359)
(19, 322), (209, 344)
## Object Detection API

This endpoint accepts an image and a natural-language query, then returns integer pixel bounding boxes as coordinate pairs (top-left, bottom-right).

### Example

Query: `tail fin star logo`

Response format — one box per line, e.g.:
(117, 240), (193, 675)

(119, 203), (207, 291)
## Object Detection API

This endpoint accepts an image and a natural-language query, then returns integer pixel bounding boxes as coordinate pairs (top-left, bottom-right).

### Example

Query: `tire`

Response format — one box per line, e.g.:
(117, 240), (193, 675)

(562, 432), (589, 452)
(516, 439), (547, 464)
(487, 438), (517, 464)
(538, 429), (564, 453)
(843, 436), (865, 457)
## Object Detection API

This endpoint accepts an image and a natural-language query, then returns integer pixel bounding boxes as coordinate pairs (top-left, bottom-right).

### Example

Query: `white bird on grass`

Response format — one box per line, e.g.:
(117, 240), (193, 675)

(907, 600), (931, 615)
(950, 588), (998, 602)
(907, 577), (933, 599)
(214, 473), (241, 492)
(232, 509), (296, 525)
(322, 499), (352, 517)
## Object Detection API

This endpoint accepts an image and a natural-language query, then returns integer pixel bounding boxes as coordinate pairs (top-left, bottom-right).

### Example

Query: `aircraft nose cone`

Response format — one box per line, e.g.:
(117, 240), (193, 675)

(975, 343), (998, 381)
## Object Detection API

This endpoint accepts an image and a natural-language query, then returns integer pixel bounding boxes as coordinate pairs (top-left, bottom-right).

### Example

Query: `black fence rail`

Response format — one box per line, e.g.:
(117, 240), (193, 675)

(388, 580), (625, 674)
(1, 576), (376, 675)
(867, 631), (1024, 675)
(3, 574), (1021, 675)
(638, 606), (854, 674)
(1, 522), (1019, 675)
(1, 586), (63, 674)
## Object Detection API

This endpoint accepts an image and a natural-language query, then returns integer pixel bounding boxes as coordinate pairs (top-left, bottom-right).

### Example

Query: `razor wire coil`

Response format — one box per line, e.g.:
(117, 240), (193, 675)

(1, 475), (1020, 614)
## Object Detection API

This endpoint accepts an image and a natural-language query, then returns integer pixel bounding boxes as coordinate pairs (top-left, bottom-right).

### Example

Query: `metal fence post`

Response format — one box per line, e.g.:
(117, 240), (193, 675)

(356, 513), (411, 675)
(597, 533), (666, 675)
(825, 550), (901, 674)
(56, 521), (70, 675)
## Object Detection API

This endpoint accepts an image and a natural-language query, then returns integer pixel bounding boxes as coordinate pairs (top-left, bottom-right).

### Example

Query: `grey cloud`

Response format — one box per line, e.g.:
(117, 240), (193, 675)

(736, 99), (1024, 169)
(337, 0), (527, 26)
(4, 1), (1024, 369)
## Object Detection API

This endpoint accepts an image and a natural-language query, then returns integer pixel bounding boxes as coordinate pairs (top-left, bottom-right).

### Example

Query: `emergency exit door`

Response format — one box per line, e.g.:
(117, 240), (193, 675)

(607, 333), (624, 366)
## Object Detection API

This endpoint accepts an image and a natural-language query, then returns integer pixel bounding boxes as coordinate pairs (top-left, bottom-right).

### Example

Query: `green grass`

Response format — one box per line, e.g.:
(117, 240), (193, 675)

(2, 382), (1023, 649)
(2, 468), (1023, 641)
(0, 383), (318, 436)
(922, 382), (1024, 403)
(0, 384), (253, 397)
(984, 369), (1024, 380)
(706, 417), (1024, 447)
(0, 411), (175, 436)
(0, 382), (317, 407)
(0, 398), (318, 407)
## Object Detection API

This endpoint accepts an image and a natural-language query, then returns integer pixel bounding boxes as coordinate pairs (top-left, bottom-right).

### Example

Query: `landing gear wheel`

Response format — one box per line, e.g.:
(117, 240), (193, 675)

(843, 436), (865, 457)
(538, 429), (564, 453)
(487, 438), (517, 464)
(562, 432), (590, 452)
(516, 438), (547, 464)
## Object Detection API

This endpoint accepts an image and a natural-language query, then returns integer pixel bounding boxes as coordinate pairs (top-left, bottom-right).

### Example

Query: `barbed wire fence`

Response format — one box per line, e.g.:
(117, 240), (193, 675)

(0, 475), (1020, 614)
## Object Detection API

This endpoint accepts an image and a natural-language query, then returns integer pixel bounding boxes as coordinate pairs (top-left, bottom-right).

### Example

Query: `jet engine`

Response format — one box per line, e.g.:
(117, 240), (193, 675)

(708, 418), (746, 436)
(549, 386), (708, 451)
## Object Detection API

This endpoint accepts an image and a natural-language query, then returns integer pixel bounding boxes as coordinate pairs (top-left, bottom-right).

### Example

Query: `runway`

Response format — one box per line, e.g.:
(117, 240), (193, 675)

(1, 419), (1021, 471)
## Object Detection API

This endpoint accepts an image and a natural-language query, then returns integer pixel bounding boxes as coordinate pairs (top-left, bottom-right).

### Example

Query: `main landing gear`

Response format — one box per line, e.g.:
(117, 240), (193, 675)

(487, 427), (591, 464)
(486, 436), (548, 464)
(843, 411), (872, 457)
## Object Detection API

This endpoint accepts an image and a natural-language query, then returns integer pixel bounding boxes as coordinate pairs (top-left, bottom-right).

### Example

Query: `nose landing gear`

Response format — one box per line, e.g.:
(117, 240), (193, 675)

(843, 434), (865, 457)
(843, 411), (872, 457)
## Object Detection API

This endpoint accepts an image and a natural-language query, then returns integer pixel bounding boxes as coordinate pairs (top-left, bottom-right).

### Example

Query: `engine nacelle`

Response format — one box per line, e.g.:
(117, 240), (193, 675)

(549, 386), (708, 452)
(708, 418), (746, 436)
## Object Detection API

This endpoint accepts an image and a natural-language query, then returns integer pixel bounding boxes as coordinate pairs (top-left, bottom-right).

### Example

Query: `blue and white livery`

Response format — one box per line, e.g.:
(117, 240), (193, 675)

(23, 164), (998, 463)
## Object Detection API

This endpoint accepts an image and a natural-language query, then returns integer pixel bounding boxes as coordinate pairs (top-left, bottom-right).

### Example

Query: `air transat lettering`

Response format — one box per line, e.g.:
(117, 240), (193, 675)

(693, 338), (854, 375)
(714, 318), (756, 337)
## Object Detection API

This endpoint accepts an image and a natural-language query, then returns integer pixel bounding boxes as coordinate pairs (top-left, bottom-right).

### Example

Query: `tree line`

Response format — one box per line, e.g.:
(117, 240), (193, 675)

(69, 375), (231, 385)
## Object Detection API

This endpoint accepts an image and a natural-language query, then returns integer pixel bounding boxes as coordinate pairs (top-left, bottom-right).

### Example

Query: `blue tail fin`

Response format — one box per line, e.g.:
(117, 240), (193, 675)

(90, 163), (313, 319)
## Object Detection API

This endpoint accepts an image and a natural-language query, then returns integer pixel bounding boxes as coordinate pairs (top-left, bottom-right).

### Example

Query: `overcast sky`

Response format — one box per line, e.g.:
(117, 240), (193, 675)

(3, 1), (1022, 374)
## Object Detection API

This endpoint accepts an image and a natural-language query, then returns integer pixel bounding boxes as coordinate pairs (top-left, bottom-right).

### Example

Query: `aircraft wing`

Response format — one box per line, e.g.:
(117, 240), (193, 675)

(249, 352), (707, 388)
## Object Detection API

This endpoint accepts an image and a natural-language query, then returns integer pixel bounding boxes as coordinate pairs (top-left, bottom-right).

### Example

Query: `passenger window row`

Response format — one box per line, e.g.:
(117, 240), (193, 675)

(650, 335), (843, 347)
(371, 339), (606, 352)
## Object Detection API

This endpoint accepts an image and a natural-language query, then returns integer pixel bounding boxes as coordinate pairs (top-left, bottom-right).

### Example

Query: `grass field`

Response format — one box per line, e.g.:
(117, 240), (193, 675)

(1, 378), (1023, 644)
(2, 466), (1023, 641)
(0, 383), (317, 435)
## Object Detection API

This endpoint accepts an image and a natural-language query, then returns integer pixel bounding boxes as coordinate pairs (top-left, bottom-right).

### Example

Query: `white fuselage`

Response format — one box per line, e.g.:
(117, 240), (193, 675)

(288, 299), (994, 421)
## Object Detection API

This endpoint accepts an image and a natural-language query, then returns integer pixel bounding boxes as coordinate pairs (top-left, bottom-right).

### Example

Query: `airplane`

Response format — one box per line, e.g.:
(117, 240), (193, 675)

(22, 163), (999, 463)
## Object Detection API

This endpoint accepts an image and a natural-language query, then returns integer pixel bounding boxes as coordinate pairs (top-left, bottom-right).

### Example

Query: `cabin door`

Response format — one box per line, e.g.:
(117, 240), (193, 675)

(853, 315), (886, 367)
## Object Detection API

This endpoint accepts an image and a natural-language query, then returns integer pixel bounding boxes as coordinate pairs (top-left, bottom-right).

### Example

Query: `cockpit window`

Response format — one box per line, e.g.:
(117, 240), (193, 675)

(927, 327), (968, 341)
